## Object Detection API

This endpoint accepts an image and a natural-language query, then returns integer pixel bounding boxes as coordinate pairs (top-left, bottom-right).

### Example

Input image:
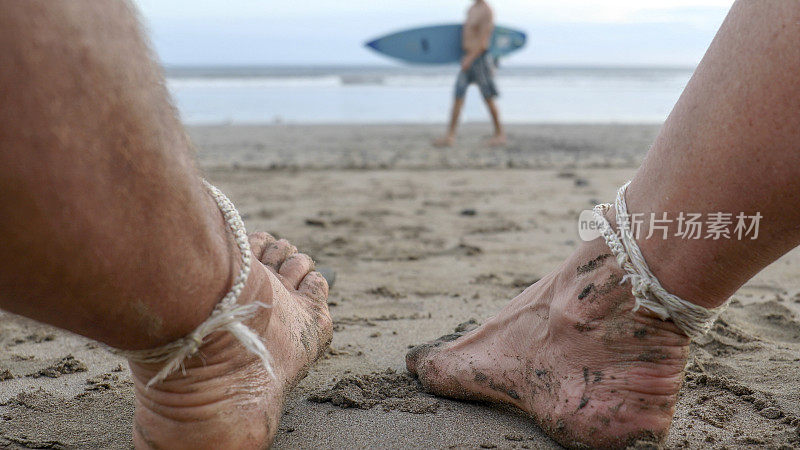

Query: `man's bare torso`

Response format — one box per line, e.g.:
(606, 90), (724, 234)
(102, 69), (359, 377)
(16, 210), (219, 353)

(462, 0), (493, 54)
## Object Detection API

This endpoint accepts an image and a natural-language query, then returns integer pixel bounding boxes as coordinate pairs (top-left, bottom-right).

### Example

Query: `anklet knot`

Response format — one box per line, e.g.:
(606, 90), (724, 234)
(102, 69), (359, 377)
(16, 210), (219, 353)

(592, 181), (728, 339)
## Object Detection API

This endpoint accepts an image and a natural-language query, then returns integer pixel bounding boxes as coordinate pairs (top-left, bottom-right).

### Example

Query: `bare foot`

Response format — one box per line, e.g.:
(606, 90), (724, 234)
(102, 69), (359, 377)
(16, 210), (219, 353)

(433, 135), (455, 147)
(130, 232), (332, 449)
(486, 134), (507, 147)
(406, 235), (690, 448)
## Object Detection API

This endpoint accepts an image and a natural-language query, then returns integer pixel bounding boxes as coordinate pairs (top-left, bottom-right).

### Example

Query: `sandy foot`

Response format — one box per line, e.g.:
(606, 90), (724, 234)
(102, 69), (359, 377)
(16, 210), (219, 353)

(129, 232), (332, 449)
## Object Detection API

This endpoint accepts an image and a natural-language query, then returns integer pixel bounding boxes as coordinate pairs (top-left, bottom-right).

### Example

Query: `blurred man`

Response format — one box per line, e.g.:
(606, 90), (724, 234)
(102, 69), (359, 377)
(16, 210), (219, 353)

(434, 0), (506, 147)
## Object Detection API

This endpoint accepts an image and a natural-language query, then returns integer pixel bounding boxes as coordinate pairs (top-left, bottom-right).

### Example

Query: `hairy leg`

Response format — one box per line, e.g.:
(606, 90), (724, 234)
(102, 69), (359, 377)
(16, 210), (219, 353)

(408, 1), (800, 448)
(0, 0), (228, 349)
(0, 2), (332, 448)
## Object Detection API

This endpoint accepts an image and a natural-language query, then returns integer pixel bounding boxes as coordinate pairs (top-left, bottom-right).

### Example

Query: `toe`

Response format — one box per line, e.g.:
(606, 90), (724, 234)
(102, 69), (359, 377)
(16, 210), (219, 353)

(260, 239), (297, 271)
(297, 271), (333, 358)
(405, 344), (429, 375)
(297, 271), (329, 304)
(406, 331), (467, 375)
(248, 232), (277, 259)
(279, 253), (315, 289)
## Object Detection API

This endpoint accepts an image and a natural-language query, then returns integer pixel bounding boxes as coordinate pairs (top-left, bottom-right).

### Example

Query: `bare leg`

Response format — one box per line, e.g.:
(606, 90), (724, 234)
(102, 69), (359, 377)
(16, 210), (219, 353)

(482, 96), (506, 146)
(408, 1), (800, 448)
(0, 1), (331, 448)
(434, 97), (465, 147)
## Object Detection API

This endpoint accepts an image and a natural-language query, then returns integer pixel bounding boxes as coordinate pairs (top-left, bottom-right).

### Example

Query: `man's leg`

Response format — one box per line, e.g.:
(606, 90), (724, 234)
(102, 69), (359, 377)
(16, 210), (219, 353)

(408, 1), (799, 448)
(433, 98), (465, 147)
(482, 96), (506, 147)
(0, 1), (331, 448)
(475, 55), (506, 147)
(434, 72), (469, 147)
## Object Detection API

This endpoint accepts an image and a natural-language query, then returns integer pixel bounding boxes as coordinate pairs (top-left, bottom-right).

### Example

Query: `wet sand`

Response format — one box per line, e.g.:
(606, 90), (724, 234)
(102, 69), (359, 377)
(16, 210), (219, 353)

(1, 124), (799, 449)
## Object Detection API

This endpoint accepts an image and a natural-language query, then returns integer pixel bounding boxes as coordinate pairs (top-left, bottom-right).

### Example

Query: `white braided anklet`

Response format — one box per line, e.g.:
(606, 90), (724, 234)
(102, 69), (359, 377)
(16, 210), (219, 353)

(592, 181), (729, 339)
(114, 180), (273, 388)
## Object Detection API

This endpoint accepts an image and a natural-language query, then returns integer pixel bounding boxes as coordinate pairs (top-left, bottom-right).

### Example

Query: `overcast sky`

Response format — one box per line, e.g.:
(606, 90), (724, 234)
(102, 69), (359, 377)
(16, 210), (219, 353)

(133, 0), (734, 67)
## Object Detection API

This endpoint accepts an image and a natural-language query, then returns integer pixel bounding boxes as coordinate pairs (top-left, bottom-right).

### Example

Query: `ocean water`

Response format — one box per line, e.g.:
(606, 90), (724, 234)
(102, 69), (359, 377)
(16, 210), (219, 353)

(165, 65), (693, 125)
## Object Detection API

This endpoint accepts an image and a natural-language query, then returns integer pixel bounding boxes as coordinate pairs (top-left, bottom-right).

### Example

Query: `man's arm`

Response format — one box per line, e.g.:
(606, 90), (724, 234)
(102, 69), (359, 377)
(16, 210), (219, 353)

(461, 7), (494, 70)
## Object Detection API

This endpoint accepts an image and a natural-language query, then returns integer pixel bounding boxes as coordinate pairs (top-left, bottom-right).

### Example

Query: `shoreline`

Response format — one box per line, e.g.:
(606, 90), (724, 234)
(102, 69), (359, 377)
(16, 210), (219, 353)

(188, 123), (661, 171)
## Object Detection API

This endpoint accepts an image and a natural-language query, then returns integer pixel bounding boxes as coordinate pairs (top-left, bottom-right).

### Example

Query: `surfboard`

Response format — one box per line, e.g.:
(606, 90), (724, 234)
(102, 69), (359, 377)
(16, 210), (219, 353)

(365, 24), (526, 64)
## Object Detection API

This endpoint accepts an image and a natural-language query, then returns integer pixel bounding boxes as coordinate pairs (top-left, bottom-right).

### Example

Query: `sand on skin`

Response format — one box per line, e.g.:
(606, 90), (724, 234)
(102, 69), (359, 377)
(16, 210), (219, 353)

(1, 124), (799, 449)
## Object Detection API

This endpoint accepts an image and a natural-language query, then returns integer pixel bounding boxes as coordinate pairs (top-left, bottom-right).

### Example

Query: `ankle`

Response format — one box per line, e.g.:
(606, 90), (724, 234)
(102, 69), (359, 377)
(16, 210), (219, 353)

(127, 262), (274, 379)
(599, 207), (731, 310)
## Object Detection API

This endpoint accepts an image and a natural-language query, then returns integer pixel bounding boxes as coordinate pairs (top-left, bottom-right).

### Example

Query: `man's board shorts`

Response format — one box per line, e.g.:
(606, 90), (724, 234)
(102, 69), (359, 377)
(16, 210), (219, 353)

(454, 52), (499, 100)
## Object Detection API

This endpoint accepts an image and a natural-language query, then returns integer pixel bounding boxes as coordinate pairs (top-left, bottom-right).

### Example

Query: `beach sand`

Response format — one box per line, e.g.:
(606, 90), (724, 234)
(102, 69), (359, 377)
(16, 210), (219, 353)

(1, 123), (799, 449)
